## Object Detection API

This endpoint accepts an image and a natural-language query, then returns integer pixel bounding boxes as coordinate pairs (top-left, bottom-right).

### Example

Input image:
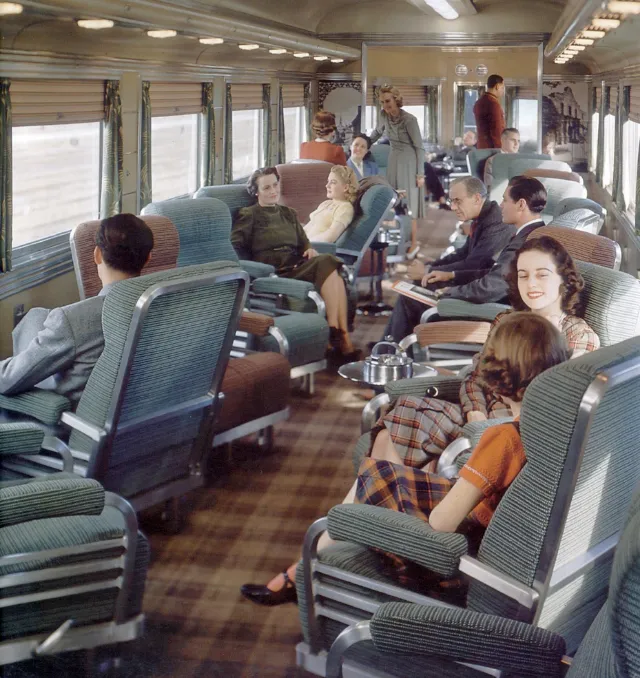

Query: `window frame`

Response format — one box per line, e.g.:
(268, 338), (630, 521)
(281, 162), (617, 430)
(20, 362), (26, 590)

(231, 107), (265, 182)
(283, 105), (306, 163)
(622, 119), (639, 219)
(602, 113), (616, 194)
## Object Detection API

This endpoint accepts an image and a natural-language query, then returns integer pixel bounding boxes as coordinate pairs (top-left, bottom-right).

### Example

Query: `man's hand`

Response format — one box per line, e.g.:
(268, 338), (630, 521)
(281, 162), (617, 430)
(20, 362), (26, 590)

(466, 411), (487, 423)
(303, 248), (318, 259)
(434, 287), (451, 297)
(407, 260), (426, 281)
(421, 270), (455, 286)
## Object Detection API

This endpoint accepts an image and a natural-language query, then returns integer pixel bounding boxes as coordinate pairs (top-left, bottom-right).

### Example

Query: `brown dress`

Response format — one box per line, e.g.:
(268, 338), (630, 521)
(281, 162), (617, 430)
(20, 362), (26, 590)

(231, 203), (341, 288)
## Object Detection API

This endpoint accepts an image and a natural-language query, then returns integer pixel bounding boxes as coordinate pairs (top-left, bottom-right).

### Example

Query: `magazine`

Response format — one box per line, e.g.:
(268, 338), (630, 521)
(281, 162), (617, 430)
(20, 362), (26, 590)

(391, 280), (439, 307)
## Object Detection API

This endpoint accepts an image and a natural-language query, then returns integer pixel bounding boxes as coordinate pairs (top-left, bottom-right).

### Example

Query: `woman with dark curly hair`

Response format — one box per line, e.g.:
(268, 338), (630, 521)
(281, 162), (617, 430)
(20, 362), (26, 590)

(366, 235), (600, 471)
(240, 313), (568, 605)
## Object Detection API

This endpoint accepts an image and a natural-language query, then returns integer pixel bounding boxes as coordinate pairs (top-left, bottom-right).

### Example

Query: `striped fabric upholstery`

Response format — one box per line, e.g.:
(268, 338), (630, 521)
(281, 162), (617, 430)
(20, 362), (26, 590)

(540, 180), (588, 220)
(0, 422), (44, 455)
(68, 262), (244, 498)
(469, 336), (640, 651)
(71, 216), (179, 299)
(142, 198), (238, 267)
(549, 208), (602, 233)
(528, 226), (619, 270)
(370, 144), (390, 176)
(258, 313), (328, 367)
(554, 197), (606, 220)
(193, 184), (253, 221)
(524, 168), (583, 184)
(0, 390), (71, 426)
(276, 162), (333, 224)
(416, 320), (491, 349)
(489, 156), (571, 204)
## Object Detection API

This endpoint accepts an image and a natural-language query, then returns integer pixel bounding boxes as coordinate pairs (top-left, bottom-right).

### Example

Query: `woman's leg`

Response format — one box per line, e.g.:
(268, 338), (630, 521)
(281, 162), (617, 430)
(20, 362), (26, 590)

(370, 428), (404, 465)
(320, 270), (354, 352)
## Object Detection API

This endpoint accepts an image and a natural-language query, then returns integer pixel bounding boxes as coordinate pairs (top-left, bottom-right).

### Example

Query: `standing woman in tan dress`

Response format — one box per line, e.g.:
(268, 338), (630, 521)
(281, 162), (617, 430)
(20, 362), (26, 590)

(369, 85), (425, 252)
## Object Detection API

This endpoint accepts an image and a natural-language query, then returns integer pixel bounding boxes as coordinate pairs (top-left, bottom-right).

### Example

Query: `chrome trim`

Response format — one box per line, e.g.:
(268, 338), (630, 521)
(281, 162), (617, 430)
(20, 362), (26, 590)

(326, 622), (373, 678)
(0, 579), (122, 609)
(113, 395), (216, 435)
(544, 0), (605, 59)
(60, 412), (105, 443)
(361, 42), (368, 132)
(420, 307), (440, 324)
(340, 34), (549, 45)
(437, 437), (471, 478)
(0, 538), (126, 568)
(302, 516), (330, 654)
(40, 437), (74, 473)
(537, 43), (543, 154)
(267, 326), (290, 356)
(69, 227), (87, 300)
(308, 291), (326, 316)
(33, 619), (74, 657)
(212, 407), (289, 446)
(458, 556), (539, 610)
(291, 360), (327, 380)
(361, 392), (390, 433)
(0, 557), (125, 590)
(398, 333), (418, 353)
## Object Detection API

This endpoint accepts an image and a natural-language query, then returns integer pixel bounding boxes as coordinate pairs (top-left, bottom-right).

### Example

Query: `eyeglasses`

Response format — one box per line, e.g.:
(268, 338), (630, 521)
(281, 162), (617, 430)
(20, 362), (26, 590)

(449, 198), (466, 207)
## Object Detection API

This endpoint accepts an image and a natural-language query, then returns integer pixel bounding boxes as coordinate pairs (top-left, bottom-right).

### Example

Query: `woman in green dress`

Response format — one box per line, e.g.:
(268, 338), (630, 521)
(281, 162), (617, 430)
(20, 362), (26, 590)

(231, 166), (358, 360)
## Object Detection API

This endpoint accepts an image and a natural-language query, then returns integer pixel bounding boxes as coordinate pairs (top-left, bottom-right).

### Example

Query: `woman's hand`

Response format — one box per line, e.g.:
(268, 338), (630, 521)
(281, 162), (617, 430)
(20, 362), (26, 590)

(466, 411), (487, 423)
(303, 248), (318, 259)
(417, 175), (425, 188)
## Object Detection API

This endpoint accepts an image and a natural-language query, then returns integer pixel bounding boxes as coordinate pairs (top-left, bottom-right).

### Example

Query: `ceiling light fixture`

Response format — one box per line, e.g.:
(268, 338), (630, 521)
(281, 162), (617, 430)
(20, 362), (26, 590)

(564, 49), (578, 55)
(314, 56), (328, 61)
(582, 29), (606, 38)
(570, 44), (586, 50)
(269, 48), (287, 54)
(591, 18), (621, 28)
(0, 2), (23, 14)
(77, 19), (114, 29)
(555, 59), (568, 64)
(423, 0), (459, 20)
(293, 52), (310, 58)
(330, 58), (344, 63)
(199, 37), (224, 45)
(147, 29), (177, 38)
(608, 1), (640, 13)
(238, 43), (260, 50)
(573, 37), (594, 45)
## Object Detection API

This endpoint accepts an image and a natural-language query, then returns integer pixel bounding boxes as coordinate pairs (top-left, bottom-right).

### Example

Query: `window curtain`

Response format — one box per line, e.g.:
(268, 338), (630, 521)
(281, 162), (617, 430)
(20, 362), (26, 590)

(425, 86), (438, 144)
(596, 86), (608, 184)
(100, 80), (123, 218)
(224, 83), (232, 184)
(201, 82), (215, 187)
(613, 84), (627, 210)
(373, 85), (381, 130)
(0, 79), (11, 272)
(505, 86), (517, 127)
(304, 82), (313, 141)
(262, 84), (271, 168)
(277, 84), (285, 164)
(455, 86), (467, 138)
(139, 81), (152, 209)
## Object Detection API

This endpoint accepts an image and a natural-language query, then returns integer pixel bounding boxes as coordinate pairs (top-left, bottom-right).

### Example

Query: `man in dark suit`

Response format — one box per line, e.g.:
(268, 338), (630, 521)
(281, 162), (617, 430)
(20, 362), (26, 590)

(382, 176), (514, 342)
(474, 74), (506, 149)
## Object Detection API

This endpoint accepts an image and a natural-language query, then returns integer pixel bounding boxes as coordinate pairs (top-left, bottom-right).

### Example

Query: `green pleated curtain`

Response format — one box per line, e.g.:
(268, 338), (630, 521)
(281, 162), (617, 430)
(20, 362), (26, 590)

(201, 82), (215, 187)
(505, 86), (518, 127)
(612, 84), (627, 210)
(224, 83), (232, 184)
(277, 85), (285, 164)
(425, 86), (438, 144)
(100, 80), (123, 218)
(596, 86), (607, 184)
(0, 79), (11, 272)
(372, 85), (381, 131)
(304, 82), (313, 141)
(454, 86), (467, 138)
(262, 84), (271, 167)
(139, 81), (152, 208)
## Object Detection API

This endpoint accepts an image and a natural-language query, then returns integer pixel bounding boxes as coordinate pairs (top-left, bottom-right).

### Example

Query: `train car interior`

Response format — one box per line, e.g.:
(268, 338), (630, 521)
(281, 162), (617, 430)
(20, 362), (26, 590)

(1, 0), (640, 675)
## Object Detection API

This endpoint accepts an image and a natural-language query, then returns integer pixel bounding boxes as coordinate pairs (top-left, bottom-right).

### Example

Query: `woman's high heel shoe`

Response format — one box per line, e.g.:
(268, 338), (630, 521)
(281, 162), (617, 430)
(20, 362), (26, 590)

(240, 570), (298, 606)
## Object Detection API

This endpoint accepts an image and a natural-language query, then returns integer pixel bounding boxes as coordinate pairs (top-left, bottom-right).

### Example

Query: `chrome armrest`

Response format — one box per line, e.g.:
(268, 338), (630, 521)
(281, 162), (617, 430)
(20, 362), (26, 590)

(361, 392), (390, 433)
(41, 436), (74, 473)
(60, 411), (106, 443)
(436, 437), (472, 479)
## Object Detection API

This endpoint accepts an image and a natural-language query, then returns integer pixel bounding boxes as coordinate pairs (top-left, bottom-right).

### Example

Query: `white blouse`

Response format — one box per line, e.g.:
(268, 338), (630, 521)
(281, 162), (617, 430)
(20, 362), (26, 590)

(304, 200), (355, 243)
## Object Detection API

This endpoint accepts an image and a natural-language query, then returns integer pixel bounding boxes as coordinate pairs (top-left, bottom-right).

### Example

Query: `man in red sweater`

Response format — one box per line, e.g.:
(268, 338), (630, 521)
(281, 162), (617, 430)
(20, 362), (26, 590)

(474, 74), (506, 149)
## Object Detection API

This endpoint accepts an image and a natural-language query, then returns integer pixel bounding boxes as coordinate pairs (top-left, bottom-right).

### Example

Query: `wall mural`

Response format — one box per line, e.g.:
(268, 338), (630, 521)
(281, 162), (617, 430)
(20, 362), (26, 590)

(318, 81), (362, 149)
(542, 80), (589, 171)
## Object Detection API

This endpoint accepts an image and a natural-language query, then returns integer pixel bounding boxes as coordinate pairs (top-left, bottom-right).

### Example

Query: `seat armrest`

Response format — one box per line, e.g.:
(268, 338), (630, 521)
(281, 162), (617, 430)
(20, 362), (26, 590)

(437, 298), (510, 322)
(311, 242), (338, 255)
(327, 503), (468, 577)
(0, 476), (105, 527)
(415, 320), (491, 348)
(0, 390), (72, 426)
(368, 602), (565, 676)
(384, 375), (463, 402)
(0, 422), (45, 456)
(462, 417), (515, 447)
(238, 260), (276, 278)
(238, 310), (275, 336)
(251, 276), (315, 300)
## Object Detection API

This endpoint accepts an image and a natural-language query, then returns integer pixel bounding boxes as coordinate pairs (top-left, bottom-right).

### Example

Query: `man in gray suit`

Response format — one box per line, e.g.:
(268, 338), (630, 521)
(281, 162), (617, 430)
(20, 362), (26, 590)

(0, 214), (154, 403)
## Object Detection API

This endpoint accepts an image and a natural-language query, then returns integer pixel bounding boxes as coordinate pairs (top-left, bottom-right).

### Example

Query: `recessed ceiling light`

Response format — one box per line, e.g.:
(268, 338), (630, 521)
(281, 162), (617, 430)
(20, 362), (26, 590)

(423, 0), (459, 20)
(330, 58), (344, 63)
(269, 48), (287, 54)
(239, 44), (260, 50)
(314, 56), (328, 61)
(573, 37), (594, 45)
(582, 29), (606, 38)
(293, 52), (310, 58)
(555, 59), (568, 64)
(608, 1), (640, 13)
(199, 37), (224, 45)
(77, 19), (114, 29)
(591, 18), (621, 28)
(570, 44), (586, 50)
(0, 2), (23, 14)
(147, 29), (177, 38)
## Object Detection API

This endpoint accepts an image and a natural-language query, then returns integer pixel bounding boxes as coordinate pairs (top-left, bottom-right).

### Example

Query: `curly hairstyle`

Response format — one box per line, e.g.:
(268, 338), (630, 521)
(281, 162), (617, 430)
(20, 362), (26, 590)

(329, 165), (359, 203)
(246, 166), (280, 198)
(351, 133), (373, 161)
(311, 111), (337, 138)
(506, 236), (585, 315)
(476, 312), (569, 403)
(378, 85), (403, 109)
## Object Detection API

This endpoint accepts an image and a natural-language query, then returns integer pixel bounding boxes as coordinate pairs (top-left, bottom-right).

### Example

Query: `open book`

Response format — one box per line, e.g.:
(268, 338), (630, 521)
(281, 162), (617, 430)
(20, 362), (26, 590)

(391, 280), (439, 307)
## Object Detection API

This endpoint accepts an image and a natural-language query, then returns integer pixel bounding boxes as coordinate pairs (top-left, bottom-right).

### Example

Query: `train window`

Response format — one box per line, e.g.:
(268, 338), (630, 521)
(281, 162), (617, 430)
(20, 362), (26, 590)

(365, 106), (377, 133)
(283, 107), (305, 161)
(403, 105), (427, 138)
(463, 90), (479, 133)
(12, 122), (101, 248)
(514, 99), (538, 148)
(622, 120), (639, 217)
(602, 114), (616, 193)
(591, 112), (599, 172)
(232, 109), (264, 180)
(151, 114), (199, 201)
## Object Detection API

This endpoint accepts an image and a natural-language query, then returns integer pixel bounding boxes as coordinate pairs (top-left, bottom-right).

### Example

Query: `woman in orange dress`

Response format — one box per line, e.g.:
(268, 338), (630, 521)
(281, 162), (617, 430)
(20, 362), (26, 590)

(299, 111), (347, 165)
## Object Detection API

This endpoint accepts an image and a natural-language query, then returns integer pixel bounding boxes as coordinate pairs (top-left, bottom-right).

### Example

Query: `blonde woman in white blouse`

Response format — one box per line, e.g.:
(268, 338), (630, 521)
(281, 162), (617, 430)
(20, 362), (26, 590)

(304, 166), (359, 243)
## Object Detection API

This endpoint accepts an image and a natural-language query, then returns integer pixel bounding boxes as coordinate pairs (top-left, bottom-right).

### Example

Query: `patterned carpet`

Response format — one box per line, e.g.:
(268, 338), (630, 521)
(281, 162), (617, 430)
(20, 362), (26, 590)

(5, 209), (455, 678)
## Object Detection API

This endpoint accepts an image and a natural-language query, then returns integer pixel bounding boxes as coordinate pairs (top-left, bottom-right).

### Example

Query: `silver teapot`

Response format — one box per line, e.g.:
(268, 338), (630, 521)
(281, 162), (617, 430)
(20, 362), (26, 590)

(362, 338), (415, 385)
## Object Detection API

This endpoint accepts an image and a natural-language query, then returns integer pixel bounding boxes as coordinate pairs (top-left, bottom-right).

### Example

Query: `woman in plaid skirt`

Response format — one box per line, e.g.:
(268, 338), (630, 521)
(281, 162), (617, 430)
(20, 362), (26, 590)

(241, 312), (569, 606)
(369, 236), (600, 470)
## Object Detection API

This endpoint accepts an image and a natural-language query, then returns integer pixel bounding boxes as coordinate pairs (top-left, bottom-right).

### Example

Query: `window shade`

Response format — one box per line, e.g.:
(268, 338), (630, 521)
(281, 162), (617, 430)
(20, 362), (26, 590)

(608, 85), (618, 115)
(595, 87), (602, 113)
(231, 84), (263, 111)
(630, 86), (640, 124)
(281, 83), (305, 108)
(11, 79), (105, 126)
(149, 82), (203, 117)
(515, 85), (537, 100)
(399, 86), (428, 106)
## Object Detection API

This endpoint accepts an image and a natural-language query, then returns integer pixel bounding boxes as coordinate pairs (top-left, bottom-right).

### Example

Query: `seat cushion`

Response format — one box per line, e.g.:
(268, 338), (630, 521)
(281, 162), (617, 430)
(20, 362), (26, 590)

(567, 604), (617, 677)
(216, 353), (290, 432)
(258, 314), (329, 368)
